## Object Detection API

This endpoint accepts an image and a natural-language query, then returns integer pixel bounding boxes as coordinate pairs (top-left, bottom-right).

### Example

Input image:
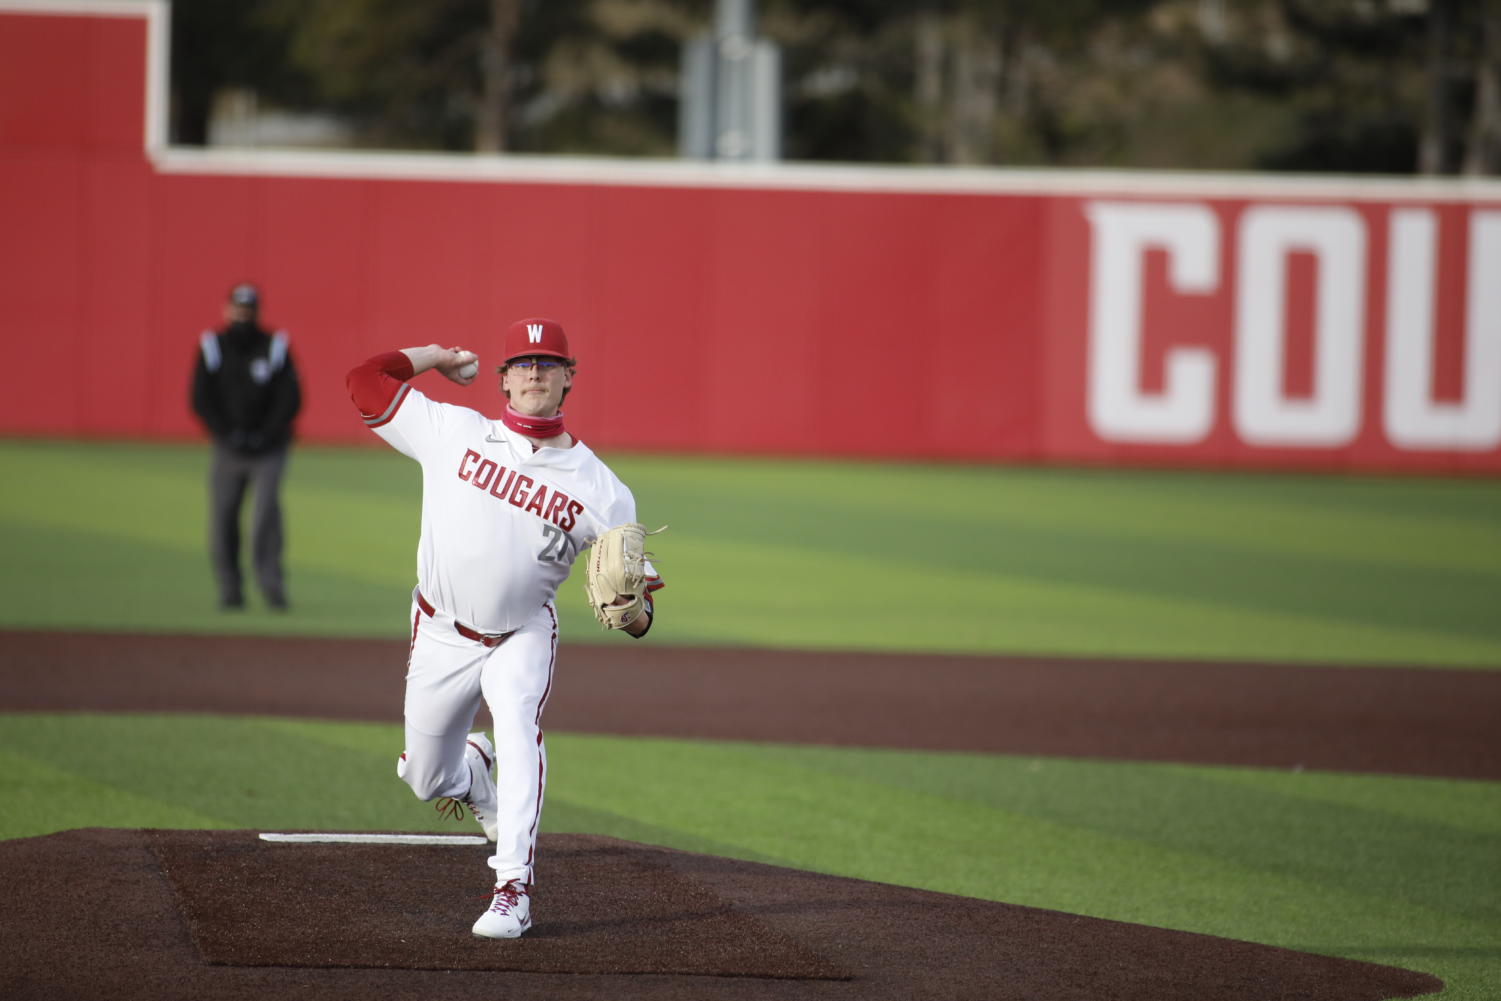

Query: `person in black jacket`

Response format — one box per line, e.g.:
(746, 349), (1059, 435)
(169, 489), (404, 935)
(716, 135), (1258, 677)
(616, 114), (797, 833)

(190, 283), (302, 610)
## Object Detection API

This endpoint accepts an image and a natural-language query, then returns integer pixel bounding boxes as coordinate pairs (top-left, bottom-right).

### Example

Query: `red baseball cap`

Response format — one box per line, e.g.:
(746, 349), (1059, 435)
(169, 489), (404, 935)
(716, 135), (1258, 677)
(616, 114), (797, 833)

(503, 317), (572, 363)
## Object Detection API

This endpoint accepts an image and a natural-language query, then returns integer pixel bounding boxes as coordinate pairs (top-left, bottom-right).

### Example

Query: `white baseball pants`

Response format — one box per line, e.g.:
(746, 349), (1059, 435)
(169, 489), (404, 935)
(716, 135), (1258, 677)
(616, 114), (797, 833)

(396, 593), (557, 886)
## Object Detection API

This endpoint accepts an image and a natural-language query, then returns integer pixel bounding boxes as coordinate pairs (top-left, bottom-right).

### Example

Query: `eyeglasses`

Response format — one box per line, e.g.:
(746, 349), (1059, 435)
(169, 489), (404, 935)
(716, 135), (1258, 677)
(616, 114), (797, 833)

(507, 358), (564, 371)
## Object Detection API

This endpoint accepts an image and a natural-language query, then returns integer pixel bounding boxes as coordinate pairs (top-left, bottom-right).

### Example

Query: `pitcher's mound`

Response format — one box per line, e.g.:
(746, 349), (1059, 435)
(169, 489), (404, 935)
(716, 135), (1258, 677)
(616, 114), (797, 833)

(1, 828), (1441, 1001)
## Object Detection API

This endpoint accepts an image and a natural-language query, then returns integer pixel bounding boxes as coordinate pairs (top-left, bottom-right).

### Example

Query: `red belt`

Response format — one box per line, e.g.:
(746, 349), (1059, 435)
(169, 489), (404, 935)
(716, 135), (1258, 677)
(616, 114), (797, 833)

(416, 592), (515, 648)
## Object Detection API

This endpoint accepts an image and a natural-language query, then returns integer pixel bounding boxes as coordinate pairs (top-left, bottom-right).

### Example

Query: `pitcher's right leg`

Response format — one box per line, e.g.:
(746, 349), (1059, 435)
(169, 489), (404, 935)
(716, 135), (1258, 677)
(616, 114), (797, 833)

(397, 607), (487, 821)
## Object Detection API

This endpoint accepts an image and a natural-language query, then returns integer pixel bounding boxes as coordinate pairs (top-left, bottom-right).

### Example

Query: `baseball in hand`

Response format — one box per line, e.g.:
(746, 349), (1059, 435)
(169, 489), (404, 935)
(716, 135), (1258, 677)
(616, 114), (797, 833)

(455, 350), (479, 380)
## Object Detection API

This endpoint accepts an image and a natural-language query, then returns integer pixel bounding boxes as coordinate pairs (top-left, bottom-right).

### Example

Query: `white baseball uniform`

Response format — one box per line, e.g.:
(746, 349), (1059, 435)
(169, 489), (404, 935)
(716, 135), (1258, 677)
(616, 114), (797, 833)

(348, 352), (659, 886)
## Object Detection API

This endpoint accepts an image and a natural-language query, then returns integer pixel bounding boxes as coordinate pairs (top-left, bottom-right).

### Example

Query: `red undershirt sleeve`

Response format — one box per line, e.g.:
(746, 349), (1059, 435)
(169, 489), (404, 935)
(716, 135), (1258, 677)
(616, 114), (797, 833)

(347, 351), (417, 428)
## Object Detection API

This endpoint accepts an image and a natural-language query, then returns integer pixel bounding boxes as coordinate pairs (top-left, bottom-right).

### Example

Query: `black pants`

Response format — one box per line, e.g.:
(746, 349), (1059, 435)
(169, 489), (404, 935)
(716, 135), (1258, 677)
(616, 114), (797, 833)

(208, 443), (289, 608)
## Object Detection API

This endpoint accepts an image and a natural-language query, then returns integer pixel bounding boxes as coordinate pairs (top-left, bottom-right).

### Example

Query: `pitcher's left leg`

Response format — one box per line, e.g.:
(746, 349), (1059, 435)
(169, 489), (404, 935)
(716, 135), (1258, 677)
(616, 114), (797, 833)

(478, 602), (558, 888)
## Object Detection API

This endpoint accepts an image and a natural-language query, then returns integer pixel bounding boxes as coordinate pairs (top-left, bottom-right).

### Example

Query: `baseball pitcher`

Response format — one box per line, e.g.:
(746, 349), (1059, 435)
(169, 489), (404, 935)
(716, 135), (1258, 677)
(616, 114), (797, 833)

(346, 317), (662, 939)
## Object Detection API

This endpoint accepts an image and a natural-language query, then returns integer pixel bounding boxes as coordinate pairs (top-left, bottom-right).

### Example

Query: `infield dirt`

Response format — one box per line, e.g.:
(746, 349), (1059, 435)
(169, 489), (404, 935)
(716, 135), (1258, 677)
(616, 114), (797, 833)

(3, 630), (1497, 778)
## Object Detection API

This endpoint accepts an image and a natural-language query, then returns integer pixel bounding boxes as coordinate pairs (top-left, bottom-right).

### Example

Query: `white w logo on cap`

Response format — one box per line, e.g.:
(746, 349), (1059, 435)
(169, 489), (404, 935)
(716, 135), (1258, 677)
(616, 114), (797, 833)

(527, 323), (544, 343)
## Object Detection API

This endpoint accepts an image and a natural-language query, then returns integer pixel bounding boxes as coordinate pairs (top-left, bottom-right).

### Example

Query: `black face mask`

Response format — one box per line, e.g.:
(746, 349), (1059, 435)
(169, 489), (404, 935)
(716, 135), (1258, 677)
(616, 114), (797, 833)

(226, 319), (259, 336)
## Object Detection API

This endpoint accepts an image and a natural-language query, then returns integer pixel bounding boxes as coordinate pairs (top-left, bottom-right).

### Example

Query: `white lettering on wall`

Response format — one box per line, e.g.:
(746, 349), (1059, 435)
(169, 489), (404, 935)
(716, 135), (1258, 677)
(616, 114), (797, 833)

(1233, 206), (1365, 447)
(1085, 202), (1217, 443)
(1384, 209), (1501, 450)
(1083, 199), (1498, 455)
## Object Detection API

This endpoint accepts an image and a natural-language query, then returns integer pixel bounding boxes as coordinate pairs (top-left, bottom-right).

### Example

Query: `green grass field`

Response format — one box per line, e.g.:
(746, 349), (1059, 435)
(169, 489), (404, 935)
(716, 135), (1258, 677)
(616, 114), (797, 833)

(1, 437), (1498, 998)
(3, 437), (1499, 665)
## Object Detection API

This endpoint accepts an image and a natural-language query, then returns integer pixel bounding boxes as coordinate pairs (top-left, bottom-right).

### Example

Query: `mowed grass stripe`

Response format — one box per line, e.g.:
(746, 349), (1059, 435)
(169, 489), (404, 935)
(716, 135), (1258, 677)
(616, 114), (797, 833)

(667, 536), (1501, 664)
(7, 509), (1496, 662)
(0, 441), (417, 583)
(0, 520), (416, 635)
(2, 438), (1499, 666)
(621, 457), (1501, 641)
(619, 455), (1501, 574)
(0, 750), (228, 831)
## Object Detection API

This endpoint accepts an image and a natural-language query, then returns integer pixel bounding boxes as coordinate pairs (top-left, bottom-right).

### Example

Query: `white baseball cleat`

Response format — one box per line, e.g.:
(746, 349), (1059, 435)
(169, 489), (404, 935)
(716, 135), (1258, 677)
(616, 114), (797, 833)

(435, 732), (499, 842)
(472, 879), (532, 939)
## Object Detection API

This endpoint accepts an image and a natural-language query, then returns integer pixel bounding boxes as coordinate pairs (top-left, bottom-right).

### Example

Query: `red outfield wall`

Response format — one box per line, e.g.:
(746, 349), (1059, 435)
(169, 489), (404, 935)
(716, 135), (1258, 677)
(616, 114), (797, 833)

(3, 2), (1500, 472)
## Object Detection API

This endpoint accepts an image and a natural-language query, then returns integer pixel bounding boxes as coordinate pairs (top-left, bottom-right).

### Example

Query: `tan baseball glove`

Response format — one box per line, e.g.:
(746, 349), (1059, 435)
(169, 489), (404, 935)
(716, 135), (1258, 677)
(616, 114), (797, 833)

(584, 523), (665, 629)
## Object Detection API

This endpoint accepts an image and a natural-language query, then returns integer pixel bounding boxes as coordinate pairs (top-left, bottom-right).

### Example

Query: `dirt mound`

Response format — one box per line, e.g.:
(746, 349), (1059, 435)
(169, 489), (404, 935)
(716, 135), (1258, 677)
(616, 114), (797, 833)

(0, 828), (1442, 1001)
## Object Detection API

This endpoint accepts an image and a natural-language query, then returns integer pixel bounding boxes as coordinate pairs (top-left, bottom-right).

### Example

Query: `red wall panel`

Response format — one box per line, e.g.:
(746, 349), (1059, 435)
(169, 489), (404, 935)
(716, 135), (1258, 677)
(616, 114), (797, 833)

(2, 4), (1499, 474)
(1, 15), (99, 149)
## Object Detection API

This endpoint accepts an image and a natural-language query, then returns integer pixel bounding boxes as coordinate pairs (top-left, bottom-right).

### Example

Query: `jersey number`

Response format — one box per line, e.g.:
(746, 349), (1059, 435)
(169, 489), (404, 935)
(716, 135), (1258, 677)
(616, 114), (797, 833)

(538, 524), (574, 563)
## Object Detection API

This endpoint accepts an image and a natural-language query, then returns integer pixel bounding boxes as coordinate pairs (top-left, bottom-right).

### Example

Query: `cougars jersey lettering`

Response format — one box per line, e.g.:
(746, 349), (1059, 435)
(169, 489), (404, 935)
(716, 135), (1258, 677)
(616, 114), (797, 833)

(456, 450), (586, 532)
